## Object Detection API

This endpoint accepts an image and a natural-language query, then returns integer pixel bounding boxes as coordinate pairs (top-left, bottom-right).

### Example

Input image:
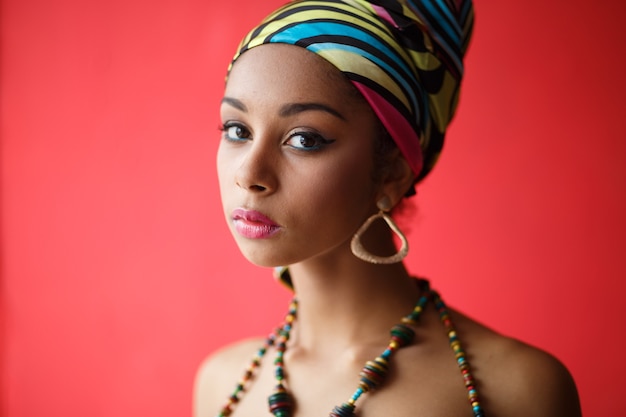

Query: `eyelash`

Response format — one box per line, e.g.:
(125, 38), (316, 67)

(286, 131), (336, 151)
(219, 122), (250, 142)
(219, 122), (336, 152)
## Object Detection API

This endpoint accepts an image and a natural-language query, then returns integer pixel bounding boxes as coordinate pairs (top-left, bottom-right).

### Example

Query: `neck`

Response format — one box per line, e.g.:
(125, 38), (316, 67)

(285, 248), (421, 356)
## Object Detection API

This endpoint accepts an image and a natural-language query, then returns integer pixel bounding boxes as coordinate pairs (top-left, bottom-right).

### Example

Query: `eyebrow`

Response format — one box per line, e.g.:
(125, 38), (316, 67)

(221, 97), (247, 112)
(221, 97), (346, 121)
(279, 102), (346, 121)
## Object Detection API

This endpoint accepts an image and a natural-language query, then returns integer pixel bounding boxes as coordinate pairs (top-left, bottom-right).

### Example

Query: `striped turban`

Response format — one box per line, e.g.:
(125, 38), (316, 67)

(229, 0), (474, 183)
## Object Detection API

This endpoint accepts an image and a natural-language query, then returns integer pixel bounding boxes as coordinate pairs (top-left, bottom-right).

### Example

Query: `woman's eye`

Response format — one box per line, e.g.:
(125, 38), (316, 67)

(220, 123), (250, 141)
(285, 132), (335, 151)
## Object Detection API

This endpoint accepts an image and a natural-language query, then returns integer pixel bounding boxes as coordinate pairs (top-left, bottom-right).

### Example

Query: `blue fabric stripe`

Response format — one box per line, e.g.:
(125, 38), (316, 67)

(269, 21), (424, 107)
(410, 3), (463, 74)
(418, 0), (461, 44)
(271, 21), (412, 76)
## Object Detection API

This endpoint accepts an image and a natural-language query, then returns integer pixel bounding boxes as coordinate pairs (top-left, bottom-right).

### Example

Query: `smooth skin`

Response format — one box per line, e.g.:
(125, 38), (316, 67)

(195, 44), (582, 417)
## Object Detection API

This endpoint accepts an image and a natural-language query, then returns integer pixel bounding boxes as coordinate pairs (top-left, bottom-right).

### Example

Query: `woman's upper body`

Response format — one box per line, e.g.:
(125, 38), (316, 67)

(195, 308), (580, 417)
(195, 1), (582, 415)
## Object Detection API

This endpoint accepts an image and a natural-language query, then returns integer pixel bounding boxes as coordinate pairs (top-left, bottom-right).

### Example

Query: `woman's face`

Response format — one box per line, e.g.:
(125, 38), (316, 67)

(217, 44), (383, 267)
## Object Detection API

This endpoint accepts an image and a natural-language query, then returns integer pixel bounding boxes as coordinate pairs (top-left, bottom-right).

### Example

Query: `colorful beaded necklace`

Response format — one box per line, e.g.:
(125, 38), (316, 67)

(216, 278), (484, 417)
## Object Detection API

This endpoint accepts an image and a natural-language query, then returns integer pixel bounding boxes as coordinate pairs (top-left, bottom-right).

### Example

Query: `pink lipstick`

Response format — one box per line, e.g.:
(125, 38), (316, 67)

(231, 208), (281, 239)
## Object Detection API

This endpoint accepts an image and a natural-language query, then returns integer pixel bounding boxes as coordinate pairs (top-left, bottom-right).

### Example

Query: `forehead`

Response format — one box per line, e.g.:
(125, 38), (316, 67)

(225, 44), (364, 110)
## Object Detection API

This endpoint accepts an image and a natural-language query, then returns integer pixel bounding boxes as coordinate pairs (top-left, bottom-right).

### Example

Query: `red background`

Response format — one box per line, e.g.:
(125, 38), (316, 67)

(2, 0), (625, 416)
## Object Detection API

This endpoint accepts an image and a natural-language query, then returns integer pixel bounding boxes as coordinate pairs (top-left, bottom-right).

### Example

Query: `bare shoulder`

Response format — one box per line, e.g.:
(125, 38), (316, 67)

(452, 311), (582, 417)
(193, 337), (266, 417)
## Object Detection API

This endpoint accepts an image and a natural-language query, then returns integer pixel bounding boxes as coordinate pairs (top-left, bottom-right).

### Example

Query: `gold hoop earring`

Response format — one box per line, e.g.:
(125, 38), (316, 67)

(350, 199), (408, 264)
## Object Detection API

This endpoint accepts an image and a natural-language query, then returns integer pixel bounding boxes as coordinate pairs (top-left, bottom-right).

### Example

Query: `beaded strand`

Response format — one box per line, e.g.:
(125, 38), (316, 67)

(327, 280), (431, 417)
(268, 301), (297, 417)
(432, 289), (484, 417)
(216, 300), (296, 417)
(216, 335), (273, 417)
(215, 279), (485, 417)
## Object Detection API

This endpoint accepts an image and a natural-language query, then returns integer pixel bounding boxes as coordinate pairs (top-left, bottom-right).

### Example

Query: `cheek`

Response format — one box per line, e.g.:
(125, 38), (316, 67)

(300, 156), (377, 224)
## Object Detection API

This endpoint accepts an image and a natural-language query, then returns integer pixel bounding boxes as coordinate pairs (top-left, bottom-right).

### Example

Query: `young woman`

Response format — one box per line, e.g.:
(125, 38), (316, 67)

(195, 1), (581, 416)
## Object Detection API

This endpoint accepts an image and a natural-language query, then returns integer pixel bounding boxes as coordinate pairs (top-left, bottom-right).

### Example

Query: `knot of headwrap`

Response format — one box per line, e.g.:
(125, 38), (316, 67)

(230, 0), (474, 183)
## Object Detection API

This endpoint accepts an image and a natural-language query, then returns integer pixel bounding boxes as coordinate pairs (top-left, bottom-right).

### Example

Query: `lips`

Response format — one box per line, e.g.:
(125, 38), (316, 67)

(231, 208), (281, 239)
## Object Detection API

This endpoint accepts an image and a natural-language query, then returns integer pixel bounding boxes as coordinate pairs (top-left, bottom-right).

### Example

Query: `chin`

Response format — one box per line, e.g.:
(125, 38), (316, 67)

(236, 245), (291, 269)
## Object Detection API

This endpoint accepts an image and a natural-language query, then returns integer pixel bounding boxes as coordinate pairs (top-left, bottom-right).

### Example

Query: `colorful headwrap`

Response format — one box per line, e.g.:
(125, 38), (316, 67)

(229, 0), (474, 183)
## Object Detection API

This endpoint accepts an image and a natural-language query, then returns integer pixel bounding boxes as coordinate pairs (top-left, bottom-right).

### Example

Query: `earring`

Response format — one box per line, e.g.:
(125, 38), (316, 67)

(350, 197), (409, 264)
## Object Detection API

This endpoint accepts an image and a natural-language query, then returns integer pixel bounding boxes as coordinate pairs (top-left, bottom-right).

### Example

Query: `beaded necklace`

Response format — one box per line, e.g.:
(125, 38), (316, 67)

(216, 279), (484, 417)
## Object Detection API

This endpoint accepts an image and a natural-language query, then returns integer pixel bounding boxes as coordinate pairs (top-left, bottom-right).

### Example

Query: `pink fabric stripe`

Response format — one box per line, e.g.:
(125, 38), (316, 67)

(371, 5), (397, 28)
(353, 82), (423, 176)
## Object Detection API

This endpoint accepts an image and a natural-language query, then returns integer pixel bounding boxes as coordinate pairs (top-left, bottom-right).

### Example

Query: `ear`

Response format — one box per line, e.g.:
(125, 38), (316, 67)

(377, 150), (415, 209)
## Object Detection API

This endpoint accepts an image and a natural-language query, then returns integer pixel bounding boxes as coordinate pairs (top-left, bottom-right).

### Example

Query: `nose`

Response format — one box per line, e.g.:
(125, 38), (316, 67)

(234, 140), (278, 194)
